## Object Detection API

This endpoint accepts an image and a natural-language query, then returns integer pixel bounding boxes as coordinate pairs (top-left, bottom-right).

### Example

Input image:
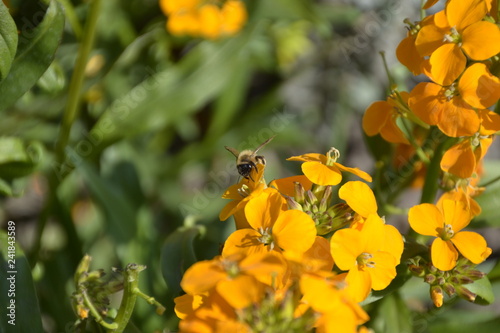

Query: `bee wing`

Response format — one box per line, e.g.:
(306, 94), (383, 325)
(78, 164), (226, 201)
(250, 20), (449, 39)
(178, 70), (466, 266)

(225, 146), (240, 158)
(253, 135), (276, 154)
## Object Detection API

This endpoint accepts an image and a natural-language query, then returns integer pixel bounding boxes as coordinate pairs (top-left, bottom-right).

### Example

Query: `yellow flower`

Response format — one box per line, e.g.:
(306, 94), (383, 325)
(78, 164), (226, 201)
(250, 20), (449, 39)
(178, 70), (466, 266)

(300, 273), (369, 333)
(180, 251), (286, 309)
(362, 91), (411, 145)
(330, 214), (402, 302)
(159, 0), (247, 39)
(222, 189), (317, 258)
(219, 164), (267, 229)
(408, 200), (491, 271)
(287, 148), (372, 186)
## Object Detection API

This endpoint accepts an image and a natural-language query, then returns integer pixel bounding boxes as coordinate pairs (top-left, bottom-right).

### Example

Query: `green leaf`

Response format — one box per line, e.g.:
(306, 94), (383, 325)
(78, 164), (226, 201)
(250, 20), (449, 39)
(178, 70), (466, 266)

(0, 0), (64, 111)
(76, 158), (139, 244)
(0, 177), (13, 195)
(0, 229), (44, 332)
(160, 226), (204, 297)
(0, 137), (43, 180)
(90, 34), (251, 151)
(467, 276), (494, 305)
(368, 292), (412, 333)
(475, 161), (500, 227)
(0, 1), (18, 80)
(429, 310), (500, 333)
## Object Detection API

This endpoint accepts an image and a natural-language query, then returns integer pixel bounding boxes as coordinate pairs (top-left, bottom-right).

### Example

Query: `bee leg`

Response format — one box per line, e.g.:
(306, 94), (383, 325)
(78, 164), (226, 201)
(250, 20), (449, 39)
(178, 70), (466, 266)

(255, 155), (266, 165)
(248, 161), (258, 182)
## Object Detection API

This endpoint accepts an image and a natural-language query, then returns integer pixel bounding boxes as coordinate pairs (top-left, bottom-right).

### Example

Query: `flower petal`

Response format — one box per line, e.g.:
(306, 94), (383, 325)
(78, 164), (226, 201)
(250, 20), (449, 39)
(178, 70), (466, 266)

(301, 161), (342, 186)
(408, 82), (443, 125)
(221, 229), (266, 257)
(441, 199), (471, 232)
(446, 0), (488, 29)
(345, 266), (372, 302)
(479, 109), (500, 135)
(383, 224), (404, 264)
(268, 175), (313, 197)
(380, 114), (410, 145)
(440, 140), (476, 179)
(451, 231), (490, 264)
(181, 260), (227, 295)
(330, 228), (363, 271)
(459, 63), (500, 109)
(431, 237), (458, 271)
(272, 210), (316, 254)
(244, 189), (285, 230)
(334, 163), (372, 182)
(415, 11), (449, 56)
(368, 251), (398, 290)
(287, 153), (326, 163)
(408, 203), (443, 237)
(429, 43), (466, 86)
(461, 21), (500, 60)
(362, 101), (391, 136)
(359, 214), (385, 253)
(216, 275), (263, 309)
(437, 98), (480, 137)
(396, 35), (423, 75)
(339, 181), (377, 218)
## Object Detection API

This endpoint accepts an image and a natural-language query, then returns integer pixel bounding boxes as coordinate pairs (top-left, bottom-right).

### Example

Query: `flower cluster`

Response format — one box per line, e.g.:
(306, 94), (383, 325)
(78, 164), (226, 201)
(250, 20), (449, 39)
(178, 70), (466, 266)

(175, 148), (404, 332)
(159, 0), (247, 39)
(364, 0), (496, 307)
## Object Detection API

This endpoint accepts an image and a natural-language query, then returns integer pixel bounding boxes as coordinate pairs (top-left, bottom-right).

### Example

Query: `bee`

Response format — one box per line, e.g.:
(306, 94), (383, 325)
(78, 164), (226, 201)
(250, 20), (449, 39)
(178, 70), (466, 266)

(225, 135), (275, 181)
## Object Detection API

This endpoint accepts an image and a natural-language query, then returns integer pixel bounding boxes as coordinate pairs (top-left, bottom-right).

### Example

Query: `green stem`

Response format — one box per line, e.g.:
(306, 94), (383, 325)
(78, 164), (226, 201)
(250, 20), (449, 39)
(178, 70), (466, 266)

(57, 0), (83, 38)
(55, 0), (101, 162)
(31, 0), (101, 265)
(400, 118), (430, 164)
(420, 135), (454, 204)
(379, 51), (395, 88)
(420, 0), (426, 20)
(384, 127), (443, 206)
(111, 264), (146, 333)
(82, 290), (118, 330)
(479, 174), (500, 188)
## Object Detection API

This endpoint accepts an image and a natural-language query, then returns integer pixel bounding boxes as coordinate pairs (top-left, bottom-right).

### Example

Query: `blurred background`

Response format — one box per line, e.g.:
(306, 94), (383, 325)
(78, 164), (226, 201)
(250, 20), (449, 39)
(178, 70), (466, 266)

(1, 0), (499, 332)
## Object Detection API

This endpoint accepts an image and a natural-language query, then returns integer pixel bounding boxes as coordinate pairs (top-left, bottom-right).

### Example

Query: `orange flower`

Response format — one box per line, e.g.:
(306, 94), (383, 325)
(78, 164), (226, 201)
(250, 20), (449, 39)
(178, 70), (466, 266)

(222, 189), (317, 258)
(440, 109), (500, 178)
(268, 175), (313, 197)
(396, 16), (435, 75)
(363, 91), (410, 144)
(300, 273), (369, 333)
(180, 251), (286, 309)
(408, 200), (491, 271)
(408, 80), (478, 138)
(159, 0), (247, 39)
(287, 148), (372, 186)
(219, 164), (267, 228)
(415, 1), (500, 86)
(330, 214), (402, 302)
(176, 290), (251, 332)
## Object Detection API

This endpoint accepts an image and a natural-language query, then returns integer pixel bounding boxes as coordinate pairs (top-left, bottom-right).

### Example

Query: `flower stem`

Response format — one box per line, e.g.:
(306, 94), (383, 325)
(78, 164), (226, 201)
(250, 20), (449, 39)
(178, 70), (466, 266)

(31, 0), (101, 265)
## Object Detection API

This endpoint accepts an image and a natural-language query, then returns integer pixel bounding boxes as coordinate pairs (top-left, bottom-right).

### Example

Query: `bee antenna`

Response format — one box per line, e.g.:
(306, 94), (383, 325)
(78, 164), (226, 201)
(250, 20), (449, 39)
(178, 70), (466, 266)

(253, 135), (276, 154)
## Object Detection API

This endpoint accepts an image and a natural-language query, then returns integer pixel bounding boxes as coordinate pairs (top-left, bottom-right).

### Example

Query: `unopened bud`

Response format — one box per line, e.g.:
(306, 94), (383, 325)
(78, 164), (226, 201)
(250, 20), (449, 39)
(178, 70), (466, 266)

(443, 283), (456, 296)
(455, 285), (477, 303)
(424, 274), (436, 284)
(430, 286), (444, 307)
(294, 182), (305, 203)
(286, 196), (303, 211)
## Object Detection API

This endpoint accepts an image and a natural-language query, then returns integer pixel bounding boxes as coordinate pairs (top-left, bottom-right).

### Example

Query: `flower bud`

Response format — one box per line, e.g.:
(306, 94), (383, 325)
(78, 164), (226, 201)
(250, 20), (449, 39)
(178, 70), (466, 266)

(455, 285), (477, 303)
(430, 286), (444, 307)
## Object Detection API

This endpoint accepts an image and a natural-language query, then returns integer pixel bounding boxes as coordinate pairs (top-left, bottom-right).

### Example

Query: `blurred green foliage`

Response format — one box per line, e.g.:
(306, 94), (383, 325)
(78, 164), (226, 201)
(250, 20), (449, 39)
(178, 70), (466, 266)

(0, 0), (499, 332)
